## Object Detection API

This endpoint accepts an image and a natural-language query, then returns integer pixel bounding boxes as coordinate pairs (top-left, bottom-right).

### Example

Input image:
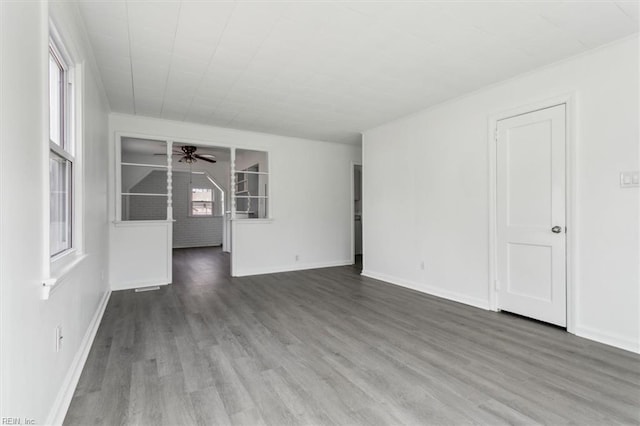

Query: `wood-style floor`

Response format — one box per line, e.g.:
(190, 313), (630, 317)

(65, 247), (640, 425)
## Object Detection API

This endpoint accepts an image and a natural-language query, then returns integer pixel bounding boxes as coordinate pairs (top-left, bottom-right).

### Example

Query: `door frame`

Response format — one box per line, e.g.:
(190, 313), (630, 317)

(350, 161), (362, 265)
(487, 93), (577, 333)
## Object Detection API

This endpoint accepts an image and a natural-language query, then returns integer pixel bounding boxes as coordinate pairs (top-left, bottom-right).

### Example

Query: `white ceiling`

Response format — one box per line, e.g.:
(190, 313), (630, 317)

(79, 1), (639, 145)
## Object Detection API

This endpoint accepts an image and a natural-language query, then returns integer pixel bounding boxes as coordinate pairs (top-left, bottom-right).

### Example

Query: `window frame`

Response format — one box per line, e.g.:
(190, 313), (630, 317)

(49, 36), (76, 260)
(189, 186), (215, 217)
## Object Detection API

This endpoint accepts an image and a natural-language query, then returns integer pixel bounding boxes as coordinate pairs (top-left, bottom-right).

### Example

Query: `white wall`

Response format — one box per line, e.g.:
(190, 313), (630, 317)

(129, 170), (225, 247)
(108, 113), (361, 281)
(0, 1), (110, 423)
(362, 35), (639, 353)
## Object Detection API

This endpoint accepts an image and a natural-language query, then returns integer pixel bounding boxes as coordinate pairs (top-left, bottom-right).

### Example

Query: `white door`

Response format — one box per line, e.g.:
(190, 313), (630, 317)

(496, 104), (566, 327)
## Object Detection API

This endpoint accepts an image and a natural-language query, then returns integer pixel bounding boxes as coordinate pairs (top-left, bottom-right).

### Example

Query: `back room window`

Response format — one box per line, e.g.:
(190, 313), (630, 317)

(191, 187), (213, 216)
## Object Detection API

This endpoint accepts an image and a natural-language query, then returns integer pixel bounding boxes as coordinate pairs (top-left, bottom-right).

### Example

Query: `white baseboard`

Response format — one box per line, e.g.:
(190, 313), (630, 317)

(46, 290), (111, 426)
(361, 269), (490, 310)
(110, 279), (171, 291)
(233, 260), (353, 277)
(361, 271), (640, 354)
(575, 325), (640, 354)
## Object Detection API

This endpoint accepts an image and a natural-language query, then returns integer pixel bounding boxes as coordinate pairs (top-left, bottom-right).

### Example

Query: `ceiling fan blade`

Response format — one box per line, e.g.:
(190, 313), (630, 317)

(194, 154), (216, 163)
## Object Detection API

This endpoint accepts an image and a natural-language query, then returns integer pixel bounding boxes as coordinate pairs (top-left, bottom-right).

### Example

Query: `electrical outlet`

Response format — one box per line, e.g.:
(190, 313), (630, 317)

(55, 325), (63, 352)
(295, 254), (300, 262)
(420, 261), (425, 270)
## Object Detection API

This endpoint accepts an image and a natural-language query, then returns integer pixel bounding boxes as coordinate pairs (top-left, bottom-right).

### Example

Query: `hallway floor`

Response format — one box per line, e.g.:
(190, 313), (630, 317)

(65, 247), (640, 425)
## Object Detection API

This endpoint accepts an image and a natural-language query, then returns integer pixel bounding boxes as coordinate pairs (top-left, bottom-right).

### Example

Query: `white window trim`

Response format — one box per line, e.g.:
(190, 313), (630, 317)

(44, 22), (85, 299)
(189, 186), (215, 218)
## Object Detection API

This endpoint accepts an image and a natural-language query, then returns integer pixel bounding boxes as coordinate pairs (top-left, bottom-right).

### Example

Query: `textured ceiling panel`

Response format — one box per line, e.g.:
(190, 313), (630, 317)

(79, 0), (639, 144)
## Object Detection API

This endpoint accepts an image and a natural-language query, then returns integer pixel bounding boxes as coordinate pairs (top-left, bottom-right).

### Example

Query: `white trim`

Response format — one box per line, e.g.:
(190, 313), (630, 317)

(234, 260), (353, 277)
(47, 21), (85, 273)
(487, 92), (577, 333)
(111, 279), (171, 292)
(361, 138), (366, 273)
(362, 270), (490, 310)
(41, 3), (51, 284)
(46, 290), (111, 426)
(230, 148), (236, 276)
(350, 161), (362, 265)
(166, 139), (173, 221)
(42, 253), (88, 300)
(75, 61), (85, 257)
(574, 325), (640, 354)
(230, 147), (236, 220)
(565, 95), (578, 334)
(166, 222), (172, 284)
(114, 132), (123, 220)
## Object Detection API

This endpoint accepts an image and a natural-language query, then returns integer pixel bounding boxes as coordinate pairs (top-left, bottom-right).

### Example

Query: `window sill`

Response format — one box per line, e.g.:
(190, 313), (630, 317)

(113, 220), (174, 227)
(43, 252), (88, 300)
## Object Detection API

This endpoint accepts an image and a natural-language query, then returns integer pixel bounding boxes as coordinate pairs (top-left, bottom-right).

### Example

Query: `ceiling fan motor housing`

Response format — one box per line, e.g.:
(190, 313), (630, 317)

(179, 145), (196, 163)
(176, 145), (216, 164)
(181, 145), (197, 155)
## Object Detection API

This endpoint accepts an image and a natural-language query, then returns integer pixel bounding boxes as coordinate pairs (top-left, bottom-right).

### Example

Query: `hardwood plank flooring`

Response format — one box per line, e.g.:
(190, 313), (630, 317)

(65, 247), (640, 425)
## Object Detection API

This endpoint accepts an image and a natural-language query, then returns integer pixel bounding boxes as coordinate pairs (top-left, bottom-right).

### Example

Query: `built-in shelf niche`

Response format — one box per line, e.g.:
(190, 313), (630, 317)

(234, 149), (269, 219)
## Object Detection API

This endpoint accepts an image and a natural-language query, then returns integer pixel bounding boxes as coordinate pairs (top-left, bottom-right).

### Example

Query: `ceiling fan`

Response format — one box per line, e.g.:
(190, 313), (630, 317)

(156, 145), (216, 164)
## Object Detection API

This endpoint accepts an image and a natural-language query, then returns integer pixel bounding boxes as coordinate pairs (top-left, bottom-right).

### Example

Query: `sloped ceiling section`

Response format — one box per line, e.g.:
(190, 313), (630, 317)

(79, 1), (638, 144)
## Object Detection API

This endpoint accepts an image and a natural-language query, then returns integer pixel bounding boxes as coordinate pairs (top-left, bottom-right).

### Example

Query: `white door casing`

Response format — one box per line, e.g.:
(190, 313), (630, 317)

(496, 104), (566, 326)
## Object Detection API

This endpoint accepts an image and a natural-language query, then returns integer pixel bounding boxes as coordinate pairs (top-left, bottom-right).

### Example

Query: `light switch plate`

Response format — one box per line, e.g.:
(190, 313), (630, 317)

(620, 171), (639, 188)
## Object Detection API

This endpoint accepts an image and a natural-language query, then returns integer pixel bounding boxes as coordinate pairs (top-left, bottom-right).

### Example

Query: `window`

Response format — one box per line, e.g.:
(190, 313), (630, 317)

(191, 187), (214, 216)
(49, 40), (74, 257)
(118, 137), (169, 221)
(234, 149), (269, 219)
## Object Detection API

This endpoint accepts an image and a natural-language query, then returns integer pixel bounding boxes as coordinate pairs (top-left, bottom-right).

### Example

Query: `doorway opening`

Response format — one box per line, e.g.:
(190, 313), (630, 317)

(170, 144), (231, 280)
(352, 163), (362, 271)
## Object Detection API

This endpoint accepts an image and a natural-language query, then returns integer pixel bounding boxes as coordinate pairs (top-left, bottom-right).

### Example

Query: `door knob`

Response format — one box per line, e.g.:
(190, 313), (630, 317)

(551, 226), (562, 233)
